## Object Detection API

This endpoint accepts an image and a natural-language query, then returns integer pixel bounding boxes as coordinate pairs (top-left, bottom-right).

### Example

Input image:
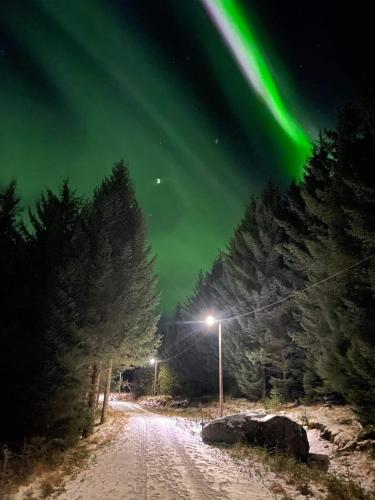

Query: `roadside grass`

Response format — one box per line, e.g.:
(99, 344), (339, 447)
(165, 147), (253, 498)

(137, 395), (279, 422)
(138, 396), (224, 422)
(229, 443), (375, 500)
(150, 406), (217, 421)
(0, 407), (127, 499)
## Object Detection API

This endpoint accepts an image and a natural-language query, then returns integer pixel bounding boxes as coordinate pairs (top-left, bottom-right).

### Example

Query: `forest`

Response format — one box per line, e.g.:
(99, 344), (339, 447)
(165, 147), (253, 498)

(0, 162), (160, 447)
(0, 103), (374, 460)
(159, 104), (375, 425)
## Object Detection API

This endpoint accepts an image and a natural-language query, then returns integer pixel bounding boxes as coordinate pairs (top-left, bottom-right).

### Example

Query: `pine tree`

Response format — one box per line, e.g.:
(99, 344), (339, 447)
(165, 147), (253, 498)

(78, 161), (160, 426)
(159, 259), (232, 397)
(0, 182), (32, 441)
(329, 106), (375, 421)
(158, 364), (181, 396)
(282, 106), (375, 421)
(28, 181), (85, 442)
(218, 185), (305, 401)
(83, 161), (160, 363)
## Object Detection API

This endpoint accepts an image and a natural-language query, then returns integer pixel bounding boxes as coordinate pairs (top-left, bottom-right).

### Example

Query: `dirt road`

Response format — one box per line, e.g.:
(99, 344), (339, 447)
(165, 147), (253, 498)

(56, 402), (270, 499)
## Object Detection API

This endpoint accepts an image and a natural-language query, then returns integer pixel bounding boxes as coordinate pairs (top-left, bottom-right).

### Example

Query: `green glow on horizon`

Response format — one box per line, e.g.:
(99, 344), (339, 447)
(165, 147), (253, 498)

(0, 0), (254, 309)
(0, 0), (316, 309)
(201, 0), (312, 178)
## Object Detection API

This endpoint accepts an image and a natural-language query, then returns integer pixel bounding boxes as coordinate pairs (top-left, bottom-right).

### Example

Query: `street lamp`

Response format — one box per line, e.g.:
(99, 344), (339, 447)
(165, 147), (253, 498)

(205, 315), (215, 326)
(149, 358), (158, 396)
(205, 315), (224, 417)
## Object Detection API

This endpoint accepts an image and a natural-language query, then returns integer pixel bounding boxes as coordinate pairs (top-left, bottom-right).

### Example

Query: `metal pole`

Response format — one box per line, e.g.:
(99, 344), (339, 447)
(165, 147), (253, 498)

(154, 361), (158, 396)
(218, 322), (224, 417)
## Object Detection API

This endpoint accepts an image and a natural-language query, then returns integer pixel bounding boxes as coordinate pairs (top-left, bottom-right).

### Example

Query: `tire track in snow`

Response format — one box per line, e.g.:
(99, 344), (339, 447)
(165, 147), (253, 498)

(51, 402), (270, 500)
(134, 416), (147, 500)
(164, 422), (226, 500)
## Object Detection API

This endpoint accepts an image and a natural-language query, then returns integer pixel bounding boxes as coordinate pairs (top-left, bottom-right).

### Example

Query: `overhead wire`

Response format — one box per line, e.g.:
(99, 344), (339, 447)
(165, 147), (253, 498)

(159, 254), (373, 363)
(221, 255), (373, 322)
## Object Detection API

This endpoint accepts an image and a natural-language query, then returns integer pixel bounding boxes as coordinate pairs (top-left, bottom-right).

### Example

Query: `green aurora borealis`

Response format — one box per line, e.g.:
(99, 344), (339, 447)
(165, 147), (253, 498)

(0, 0), (313, 309)
(201, 0), (311, 174)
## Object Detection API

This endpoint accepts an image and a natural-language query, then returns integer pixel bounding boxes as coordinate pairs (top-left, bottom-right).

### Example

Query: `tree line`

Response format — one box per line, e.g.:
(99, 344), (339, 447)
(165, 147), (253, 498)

(160, 105), (375, 424)
(0, 161), (160, 448)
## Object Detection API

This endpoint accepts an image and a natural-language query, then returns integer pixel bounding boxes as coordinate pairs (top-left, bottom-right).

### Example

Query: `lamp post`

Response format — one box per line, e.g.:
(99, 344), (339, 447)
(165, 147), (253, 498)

(206, 315), (224, 417)
(149, 358), (158, 396)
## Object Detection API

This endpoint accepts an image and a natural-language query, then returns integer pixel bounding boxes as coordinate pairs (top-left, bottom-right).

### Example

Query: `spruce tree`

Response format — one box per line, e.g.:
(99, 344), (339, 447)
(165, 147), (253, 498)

(159, 259), (233, 397)
(0, 182), (31, 441)
(328, 106), (375, 421)
(219, 185), (305, 401)
(28, 181), (85, 442)
(282, 106), (375, 421)
(82, 161), (160, 365)
(78, 161), (160, 426)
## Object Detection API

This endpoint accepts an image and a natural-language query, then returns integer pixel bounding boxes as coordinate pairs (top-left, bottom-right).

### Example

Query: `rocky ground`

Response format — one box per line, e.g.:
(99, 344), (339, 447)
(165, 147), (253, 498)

(283, 404), (375, 489)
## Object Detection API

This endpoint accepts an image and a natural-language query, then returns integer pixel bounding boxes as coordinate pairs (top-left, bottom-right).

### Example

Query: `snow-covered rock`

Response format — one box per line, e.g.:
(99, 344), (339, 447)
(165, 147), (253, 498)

(202, 413), (309, 461)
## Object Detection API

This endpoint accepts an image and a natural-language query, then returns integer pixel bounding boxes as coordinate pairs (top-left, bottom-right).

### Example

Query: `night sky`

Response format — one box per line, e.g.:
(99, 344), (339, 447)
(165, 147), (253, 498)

(0, 0), (372, 309)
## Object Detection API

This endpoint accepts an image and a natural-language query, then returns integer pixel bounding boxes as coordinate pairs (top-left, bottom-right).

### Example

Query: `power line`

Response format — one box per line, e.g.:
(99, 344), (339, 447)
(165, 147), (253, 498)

(222, 255), (373, 322)
(159, 254), (373, 363)
(159, 335), (207, 363)
(157, 317), (207, 358)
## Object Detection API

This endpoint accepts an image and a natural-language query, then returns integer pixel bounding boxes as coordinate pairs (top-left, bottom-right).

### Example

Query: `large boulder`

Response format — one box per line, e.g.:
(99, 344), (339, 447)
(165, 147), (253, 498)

(202, 413), (309, 461)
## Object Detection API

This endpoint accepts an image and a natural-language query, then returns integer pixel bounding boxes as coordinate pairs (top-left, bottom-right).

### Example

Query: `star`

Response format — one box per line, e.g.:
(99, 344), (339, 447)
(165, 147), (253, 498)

(156, 178), (161, 184)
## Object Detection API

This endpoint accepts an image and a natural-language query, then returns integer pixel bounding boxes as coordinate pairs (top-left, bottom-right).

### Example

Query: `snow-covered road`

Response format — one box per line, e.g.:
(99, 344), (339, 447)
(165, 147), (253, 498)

(56, 402), (270, 500)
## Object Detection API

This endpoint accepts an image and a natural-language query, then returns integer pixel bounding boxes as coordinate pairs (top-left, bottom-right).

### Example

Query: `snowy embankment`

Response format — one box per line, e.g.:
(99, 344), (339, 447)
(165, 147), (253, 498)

(51, 401), (269, 499)
(10, 399), (375, 499)
(138, 396), (375, 495)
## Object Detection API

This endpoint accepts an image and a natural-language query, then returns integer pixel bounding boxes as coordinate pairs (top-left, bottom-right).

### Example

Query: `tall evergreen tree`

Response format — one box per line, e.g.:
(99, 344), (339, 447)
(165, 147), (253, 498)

(282, 106), (375, 421)
(76, 161), (160, 427)
(28, 181), (85, 442)
(0, 182), (31, 442)
(220, 185), (305, 402)
(161, 274), (219, 396)
(80, 161), (160, 367)
(0, 161), (161, 445)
